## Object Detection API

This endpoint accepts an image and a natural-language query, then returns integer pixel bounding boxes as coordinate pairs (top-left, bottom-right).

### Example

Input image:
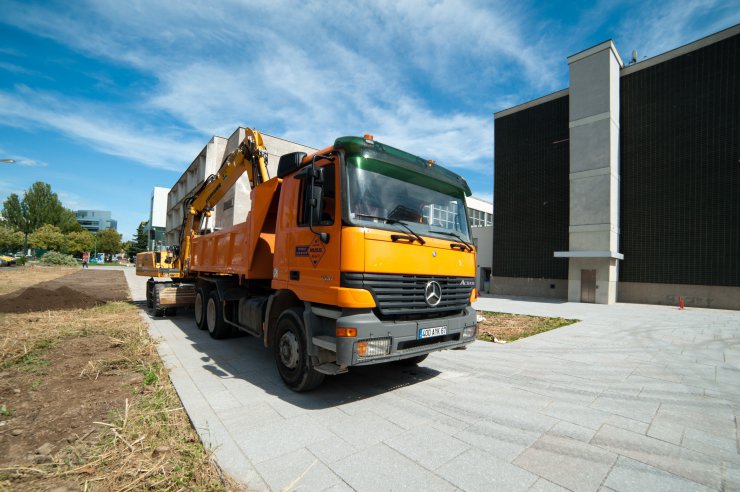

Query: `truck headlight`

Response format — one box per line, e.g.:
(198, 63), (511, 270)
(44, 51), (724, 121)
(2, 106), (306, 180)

(357, 338), (391, 358)
(463, 325), (477, 339)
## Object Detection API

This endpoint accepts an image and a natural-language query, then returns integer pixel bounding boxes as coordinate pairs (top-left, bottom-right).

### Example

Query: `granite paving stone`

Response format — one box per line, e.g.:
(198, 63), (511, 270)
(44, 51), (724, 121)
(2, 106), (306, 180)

(513, 434), (617, 492)
(591, 424), (723, 489)
(436, 447), (538, 491)
(333, 443), (457, 491)
(385, 425), (470, 471)
(120, 269), (740, 491)
(254, 448), (344, 491)
(603, 456), (713, 492)
(528, 478), (571, 491)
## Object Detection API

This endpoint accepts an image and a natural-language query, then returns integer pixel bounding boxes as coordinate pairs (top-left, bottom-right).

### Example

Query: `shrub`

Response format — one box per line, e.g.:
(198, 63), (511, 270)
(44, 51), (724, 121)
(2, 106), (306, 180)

(40, 251), (78, 267)
(15, 256), (27, 266)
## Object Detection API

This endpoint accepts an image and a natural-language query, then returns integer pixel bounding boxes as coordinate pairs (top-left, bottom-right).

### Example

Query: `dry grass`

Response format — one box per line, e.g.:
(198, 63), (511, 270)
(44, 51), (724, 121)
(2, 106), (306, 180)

(477, 311), (578, 343)
(0, 276), (242, 490)
(0, 266), (76, 295)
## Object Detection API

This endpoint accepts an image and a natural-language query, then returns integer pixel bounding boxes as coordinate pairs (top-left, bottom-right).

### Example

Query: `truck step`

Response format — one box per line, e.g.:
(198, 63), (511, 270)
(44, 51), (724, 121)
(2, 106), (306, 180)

(314, 363), (349, 376)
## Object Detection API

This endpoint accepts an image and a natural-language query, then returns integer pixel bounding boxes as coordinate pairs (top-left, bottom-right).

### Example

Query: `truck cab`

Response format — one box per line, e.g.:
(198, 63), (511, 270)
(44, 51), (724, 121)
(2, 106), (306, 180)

(269, 136), (478, 389)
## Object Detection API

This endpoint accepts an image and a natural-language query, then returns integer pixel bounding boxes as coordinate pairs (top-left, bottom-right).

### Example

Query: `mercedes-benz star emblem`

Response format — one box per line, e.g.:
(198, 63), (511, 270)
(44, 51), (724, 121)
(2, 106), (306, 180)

(424, 281), (442, 307)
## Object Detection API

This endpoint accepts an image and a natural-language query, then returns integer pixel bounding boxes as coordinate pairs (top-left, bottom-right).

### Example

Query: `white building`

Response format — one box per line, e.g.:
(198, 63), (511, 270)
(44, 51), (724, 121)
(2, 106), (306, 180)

(466, 196), (493, 293)
(145, 187), (169, 250)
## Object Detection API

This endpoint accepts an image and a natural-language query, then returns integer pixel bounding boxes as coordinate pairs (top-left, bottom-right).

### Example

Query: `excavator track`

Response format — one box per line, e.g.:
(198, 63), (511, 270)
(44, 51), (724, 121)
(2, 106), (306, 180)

(150, 282), (196, 316)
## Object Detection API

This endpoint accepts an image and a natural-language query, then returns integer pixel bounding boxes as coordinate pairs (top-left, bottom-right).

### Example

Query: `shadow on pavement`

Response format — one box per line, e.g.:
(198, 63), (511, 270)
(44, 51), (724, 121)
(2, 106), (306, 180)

(137, 304), (442, 410)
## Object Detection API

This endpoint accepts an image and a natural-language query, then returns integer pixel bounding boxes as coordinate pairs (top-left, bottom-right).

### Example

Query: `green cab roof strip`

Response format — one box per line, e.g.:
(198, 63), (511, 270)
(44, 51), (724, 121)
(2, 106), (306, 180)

(334, 136), (472, 196)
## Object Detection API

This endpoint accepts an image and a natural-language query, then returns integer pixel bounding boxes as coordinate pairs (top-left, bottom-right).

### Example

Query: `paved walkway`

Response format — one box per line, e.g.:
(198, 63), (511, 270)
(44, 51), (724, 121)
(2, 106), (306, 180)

(122, 268), (740, 491)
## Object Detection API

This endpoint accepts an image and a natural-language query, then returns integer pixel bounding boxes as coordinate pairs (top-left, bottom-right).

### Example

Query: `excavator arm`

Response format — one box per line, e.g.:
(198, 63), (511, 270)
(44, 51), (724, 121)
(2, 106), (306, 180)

(176, 128), (269, 277)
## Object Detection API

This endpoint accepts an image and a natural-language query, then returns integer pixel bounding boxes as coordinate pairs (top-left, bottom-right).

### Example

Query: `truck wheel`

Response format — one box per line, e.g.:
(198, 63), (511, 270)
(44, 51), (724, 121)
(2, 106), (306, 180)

(273, 308), (324, 392)
(205, 290), (230, 339)
(396, 354), (428, 366)
(194, 288), (207, 329)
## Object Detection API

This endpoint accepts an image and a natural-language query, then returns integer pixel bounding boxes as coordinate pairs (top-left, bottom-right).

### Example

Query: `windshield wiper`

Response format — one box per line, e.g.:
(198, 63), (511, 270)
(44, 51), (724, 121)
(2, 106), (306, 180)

(354, 214), (426, 245)
(432, 230), (474, 252)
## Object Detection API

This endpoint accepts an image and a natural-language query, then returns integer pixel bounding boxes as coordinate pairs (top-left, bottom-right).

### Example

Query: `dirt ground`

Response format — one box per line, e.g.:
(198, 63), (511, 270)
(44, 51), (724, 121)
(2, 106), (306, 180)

(0, 267), (233, 490)
(476, 311), (578, 343)
(0, 266), (77, 296)
(0, 269), (132, 489)
(0, 269), (129, 313)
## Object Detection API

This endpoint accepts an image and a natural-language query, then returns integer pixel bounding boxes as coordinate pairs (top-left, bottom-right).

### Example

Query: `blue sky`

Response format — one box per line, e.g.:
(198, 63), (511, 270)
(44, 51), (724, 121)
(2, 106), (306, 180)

(0, 1), (737, 240)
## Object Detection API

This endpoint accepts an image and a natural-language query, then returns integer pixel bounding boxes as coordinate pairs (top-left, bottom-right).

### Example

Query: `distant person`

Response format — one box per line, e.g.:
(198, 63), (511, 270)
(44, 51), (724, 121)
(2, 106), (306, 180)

(82, 251), (89, 269)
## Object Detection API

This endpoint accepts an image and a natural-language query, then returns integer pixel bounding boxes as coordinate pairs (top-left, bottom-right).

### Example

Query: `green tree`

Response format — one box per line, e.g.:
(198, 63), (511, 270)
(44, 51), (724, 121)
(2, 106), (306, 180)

(0, 226), (25, 253)
(28, 224), (66, 252)
(1, 182), (82, 248)
(127, 221), (149, 257)
(2, 193), (30, 239)
(66, 230), (95, 256)
(58, 208), (83, 233)
(96, 228), (122, 257)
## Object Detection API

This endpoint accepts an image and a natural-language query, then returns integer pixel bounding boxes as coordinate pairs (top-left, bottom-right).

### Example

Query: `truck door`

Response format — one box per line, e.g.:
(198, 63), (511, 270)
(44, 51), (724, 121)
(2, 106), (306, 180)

(284, 157), (341, 304)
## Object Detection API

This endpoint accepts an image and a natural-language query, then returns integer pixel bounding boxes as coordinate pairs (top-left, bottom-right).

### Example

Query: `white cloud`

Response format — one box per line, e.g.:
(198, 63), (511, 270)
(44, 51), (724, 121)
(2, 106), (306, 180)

(615, 0), (740, 60)
(0, 0), (543, 181)
(0, 88), (202, 171)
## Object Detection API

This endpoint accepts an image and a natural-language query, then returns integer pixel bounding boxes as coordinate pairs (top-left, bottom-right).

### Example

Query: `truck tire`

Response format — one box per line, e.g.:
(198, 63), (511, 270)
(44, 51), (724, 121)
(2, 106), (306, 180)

(395, 354), (429, 366)
(194, 288), (207, 330)
(273, 308), (324, 392)
(205, 290), (230, 339)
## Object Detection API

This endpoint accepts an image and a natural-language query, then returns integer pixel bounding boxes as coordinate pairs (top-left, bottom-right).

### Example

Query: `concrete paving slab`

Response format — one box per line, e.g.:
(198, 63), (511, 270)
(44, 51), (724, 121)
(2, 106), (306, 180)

(529, 478), (571, 491)
(646, 418), (684, 445)
(333, 443), (456, 491)
(254, 447), (345, 491)
(591, 424), (722, 489)
(385, 425), (470, 471)
(436, 447), (538, 491)
(513, 434), (617, 492)
(603, 456), (713, 492)
(118, 268), (740, 491)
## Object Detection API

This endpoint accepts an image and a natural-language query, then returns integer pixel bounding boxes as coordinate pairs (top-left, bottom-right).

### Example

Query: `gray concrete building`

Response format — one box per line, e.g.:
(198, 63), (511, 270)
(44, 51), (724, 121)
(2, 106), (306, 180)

(165, 128), (316, 245)
(75, 210), (117, 232)
(492, 24), (739, 309)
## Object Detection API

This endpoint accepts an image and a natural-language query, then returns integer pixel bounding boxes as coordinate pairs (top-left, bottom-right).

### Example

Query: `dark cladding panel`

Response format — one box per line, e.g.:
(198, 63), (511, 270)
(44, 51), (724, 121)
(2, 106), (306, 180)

(620, 34), (739, 287)
(493, 96), (570, 279)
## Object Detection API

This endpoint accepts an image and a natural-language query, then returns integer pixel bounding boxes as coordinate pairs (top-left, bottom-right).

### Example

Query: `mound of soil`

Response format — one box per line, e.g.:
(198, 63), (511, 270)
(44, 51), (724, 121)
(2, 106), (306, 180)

(0, 270), (130, 313)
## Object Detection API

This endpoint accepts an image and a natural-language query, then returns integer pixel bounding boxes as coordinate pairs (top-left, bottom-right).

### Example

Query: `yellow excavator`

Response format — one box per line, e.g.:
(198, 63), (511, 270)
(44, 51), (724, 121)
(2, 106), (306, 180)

(136, 128), (270, 314)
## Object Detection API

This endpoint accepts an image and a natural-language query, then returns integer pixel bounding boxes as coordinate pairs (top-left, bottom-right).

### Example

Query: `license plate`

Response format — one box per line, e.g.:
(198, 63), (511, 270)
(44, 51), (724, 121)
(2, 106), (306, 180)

(419, 326), (447, 339)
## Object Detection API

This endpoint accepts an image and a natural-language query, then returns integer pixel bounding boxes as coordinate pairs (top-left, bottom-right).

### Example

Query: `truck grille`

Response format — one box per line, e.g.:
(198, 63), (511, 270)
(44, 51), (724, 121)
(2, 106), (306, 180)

(341, 272), (474, 318)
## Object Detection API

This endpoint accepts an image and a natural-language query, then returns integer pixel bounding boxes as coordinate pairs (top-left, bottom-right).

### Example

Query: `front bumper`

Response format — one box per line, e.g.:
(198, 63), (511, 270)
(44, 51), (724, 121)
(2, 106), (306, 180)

(333, 306), (477, 366)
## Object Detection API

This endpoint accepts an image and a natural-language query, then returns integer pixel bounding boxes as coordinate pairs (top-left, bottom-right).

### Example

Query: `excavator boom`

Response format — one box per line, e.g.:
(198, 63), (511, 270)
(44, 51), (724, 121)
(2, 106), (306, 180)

(177, 128), (269, 277)
(136, 128), (269, 284)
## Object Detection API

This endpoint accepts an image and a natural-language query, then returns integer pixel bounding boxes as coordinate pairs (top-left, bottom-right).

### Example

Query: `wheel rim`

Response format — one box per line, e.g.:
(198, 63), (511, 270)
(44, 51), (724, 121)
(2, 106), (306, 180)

(206, 297), (216, 333)
(194, 292), (204, 324)
(278, 331), (300, 369)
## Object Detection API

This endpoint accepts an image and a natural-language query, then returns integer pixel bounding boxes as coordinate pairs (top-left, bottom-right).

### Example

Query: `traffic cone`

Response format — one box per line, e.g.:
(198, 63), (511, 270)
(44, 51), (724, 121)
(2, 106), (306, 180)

(679, 297), (685, 310)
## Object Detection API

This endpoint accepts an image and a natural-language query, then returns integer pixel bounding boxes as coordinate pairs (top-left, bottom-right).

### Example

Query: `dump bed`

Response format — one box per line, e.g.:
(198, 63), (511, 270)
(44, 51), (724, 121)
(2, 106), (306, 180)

(190, 177), (281, 279)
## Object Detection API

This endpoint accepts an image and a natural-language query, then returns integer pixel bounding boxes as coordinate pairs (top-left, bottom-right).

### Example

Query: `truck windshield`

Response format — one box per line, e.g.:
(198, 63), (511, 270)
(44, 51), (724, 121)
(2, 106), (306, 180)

(346, 158), (472, 242)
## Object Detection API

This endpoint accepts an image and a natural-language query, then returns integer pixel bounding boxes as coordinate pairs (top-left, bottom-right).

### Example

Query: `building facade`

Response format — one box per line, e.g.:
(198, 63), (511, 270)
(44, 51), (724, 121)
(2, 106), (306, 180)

(467, 196), (493, 293)
(492, 25), (739, 309)
(165, 128), (317, 245)
(145, 187), (169, 250)
(76, 210), (117, 232)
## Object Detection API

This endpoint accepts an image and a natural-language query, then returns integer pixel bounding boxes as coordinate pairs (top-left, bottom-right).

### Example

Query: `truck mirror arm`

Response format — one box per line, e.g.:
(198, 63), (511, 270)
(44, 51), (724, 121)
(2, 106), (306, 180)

(308, 154), (334, 244)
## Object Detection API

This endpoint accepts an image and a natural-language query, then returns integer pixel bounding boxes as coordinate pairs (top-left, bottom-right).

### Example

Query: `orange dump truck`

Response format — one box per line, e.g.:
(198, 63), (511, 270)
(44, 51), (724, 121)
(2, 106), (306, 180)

(137, 130), (478, 391)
